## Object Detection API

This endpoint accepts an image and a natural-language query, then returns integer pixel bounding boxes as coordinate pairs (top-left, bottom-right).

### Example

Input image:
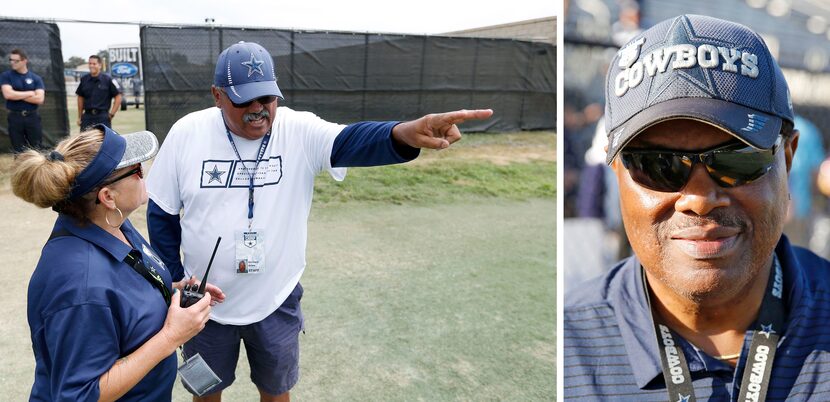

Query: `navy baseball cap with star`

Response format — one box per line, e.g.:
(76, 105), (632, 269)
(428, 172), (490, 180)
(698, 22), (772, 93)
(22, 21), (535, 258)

(214, 41), (284, 104)
(604, 14), (794, 165)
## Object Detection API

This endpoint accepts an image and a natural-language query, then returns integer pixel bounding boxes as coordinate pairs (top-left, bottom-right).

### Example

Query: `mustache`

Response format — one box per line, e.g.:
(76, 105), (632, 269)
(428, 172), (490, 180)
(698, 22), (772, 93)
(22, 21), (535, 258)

(659, 209), (747, 233)
(243, 109), (270, 123)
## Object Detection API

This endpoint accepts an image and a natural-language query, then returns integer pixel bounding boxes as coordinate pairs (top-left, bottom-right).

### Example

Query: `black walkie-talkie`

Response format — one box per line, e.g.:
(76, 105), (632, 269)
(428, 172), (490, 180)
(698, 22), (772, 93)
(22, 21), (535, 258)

(181, 237), (221, 308)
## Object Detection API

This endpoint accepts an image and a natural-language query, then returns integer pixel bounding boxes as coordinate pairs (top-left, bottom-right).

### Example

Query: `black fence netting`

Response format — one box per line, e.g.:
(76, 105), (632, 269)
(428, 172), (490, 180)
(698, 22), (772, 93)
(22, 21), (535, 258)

(0, 19), (68, 153)
(140, 26), (555, 142)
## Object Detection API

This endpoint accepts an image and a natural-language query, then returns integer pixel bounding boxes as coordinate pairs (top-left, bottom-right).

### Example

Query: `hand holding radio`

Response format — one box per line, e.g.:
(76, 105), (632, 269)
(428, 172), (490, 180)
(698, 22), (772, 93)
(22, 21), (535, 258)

(162, 288), (212, 347)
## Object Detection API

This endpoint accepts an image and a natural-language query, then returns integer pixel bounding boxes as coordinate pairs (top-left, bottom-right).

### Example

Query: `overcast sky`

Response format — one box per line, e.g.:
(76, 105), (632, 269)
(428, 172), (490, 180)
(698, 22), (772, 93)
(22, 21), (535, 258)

(2, 0), (558, 60)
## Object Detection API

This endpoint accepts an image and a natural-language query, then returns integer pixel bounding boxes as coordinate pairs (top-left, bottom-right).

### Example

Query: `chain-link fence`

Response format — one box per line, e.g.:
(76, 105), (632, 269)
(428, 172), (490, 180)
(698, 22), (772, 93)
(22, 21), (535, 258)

(140, 26), (556, 142)
(0, 19), (68, 153)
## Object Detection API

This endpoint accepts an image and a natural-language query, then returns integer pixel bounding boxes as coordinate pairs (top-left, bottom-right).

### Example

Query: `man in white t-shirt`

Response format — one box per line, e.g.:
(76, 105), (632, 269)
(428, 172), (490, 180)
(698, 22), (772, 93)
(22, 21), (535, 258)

(146, 41), (492, 402)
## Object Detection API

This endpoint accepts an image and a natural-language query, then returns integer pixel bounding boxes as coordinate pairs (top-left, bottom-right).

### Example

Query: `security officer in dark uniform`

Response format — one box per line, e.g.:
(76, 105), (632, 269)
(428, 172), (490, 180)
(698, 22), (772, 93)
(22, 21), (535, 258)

(1, 48), (45, 153)
(76, 55), (121, 130)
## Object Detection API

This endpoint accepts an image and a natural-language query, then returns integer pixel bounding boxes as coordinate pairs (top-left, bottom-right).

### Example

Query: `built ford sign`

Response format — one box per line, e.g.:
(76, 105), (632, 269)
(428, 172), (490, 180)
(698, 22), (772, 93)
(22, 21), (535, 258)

(111, 62), (138, 77)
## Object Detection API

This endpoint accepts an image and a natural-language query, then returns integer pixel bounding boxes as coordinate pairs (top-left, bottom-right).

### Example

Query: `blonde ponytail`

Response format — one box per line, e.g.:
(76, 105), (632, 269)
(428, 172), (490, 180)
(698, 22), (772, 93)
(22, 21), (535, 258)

(11, 129), (105, 221)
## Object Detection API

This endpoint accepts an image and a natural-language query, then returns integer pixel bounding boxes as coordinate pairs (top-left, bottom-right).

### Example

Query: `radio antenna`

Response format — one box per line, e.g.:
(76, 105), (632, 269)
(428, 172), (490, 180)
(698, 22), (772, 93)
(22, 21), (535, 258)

(198, 237), (221, 294)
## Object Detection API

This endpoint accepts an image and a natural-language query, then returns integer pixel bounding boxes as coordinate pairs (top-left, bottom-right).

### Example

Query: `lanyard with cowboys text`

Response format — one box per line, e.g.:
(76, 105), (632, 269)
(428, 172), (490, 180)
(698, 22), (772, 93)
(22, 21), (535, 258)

(224, 121), (271, 230)
(642, 255), (786, 402)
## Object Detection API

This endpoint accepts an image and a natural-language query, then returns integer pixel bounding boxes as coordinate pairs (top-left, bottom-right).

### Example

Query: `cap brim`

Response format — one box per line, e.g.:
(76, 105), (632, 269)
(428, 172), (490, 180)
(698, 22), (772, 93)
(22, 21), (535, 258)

(224, 80), (284, 104)
(606, 97), (782, 165)
(117, 131), (159, 169)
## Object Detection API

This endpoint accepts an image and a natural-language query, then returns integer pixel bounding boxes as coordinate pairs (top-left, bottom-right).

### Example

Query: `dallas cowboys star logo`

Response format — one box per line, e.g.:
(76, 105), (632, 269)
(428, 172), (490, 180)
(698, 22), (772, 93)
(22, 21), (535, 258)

(241, 53), (265, 77)
(645, 15), (732, 107)
(759, 323), (776, 339)
(677, 393), (690, 402)
(206, 164), (226, 183)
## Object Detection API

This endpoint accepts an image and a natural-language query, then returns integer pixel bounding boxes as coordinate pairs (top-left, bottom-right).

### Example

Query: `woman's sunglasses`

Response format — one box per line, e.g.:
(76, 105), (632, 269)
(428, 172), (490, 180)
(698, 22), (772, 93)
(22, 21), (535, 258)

(220, 89), (277, 108)
(104, 164), (144, 186)
(94, 164), (144, 204)
(619, 136), (783, 192)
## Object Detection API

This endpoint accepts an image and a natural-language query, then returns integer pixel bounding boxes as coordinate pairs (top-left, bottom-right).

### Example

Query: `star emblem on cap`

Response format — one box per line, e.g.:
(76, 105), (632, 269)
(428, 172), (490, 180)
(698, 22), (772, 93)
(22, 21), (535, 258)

(646, 15), (731, 106)
(241, 53), (265, 77)
(759, 323), (776, 339)
(206, 164), (226, 183)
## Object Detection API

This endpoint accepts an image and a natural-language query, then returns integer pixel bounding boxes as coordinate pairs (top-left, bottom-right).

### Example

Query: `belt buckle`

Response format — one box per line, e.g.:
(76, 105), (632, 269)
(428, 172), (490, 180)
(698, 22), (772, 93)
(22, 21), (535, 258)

(21, 110), (29, 117)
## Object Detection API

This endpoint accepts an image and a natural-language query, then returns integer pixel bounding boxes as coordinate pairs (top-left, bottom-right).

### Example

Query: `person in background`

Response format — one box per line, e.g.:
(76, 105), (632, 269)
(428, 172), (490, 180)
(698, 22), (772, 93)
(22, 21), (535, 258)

(784, 115), (824, 247)
(76, 55), (121, 130)
(1, 48), (45, 153)
(132, 77), (143, 109)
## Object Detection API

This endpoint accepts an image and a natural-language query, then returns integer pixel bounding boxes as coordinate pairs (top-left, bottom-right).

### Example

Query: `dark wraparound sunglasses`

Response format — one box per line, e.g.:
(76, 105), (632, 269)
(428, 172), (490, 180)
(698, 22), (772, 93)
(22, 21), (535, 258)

(220, 89), (277, 109)
(619, 136), (783, 192)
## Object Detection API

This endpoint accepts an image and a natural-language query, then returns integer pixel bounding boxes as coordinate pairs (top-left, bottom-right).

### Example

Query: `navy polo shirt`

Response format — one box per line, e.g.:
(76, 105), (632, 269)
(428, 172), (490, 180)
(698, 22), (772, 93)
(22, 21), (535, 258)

(0, 69), (44, 111)
(564, 236), (830, 400)
(75, 72), (120, 111)
(28, 215), (176, 401)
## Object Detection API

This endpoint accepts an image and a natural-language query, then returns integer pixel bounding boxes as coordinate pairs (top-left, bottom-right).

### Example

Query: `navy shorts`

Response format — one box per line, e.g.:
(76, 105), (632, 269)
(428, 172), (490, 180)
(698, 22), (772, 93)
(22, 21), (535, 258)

(182, 283), (304, 396)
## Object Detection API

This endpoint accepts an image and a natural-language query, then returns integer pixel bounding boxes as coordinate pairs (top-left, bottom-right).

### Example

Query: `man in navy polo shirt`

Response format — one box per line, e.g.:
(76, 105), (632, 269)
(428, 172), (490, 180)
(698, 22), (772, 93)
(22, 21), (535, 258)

(76, 55), (121, 130)
(565, 15), (830, 400)
(1, 48), (45, 153)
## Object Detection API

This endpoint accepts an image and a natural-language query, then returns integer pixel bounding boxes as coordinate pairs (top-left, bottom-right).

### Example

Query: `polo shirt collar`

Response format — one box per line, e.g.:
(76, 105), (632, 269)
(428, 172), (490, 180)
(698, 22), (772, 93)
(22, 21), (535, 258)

(612, 236), (803, 389)
(55, 214), (140, 262)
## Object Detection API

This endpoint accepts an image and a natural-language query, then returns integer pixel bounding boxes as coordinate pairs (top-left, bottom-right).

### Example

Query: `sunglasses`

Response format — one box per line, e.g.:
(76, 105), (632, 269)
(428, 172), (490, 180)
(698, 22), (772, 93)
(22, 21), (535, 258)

(619, 136), (783, 192)
(94, 164), (144, 204)
(104, 164), (144, 186)
(220, 89), (277, 108)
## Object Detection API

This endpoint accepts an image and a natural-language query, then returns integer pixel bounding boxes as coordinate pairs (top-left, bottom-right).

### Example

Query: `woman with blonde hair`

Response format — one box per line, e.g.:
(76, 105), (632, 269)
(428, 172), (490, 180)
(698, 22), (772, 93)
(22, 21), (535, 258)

(12, 125), (225, 401)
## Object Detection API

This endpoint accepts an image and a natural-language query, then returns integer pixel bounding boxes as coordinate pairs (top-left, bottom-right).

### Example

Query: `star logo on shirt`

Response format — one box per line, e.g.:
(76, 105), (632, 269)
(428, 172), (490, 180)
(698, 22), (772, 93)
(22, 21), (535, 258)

(759, 323), (776, 339)
(677, 394), (690, 402)
(206, 164), (226, 183)
(241, 53), (265, 77)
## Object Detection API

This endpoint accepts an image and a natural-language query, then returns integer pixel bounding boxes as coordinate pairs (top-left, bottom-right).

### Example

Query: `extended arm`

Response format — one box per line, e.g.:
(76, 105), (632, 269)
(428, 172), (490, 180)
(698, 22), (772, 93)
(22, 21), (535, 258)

(331, 121), (418, 167)
(391, 109), (494, 149)
(330, 109), (493, 167)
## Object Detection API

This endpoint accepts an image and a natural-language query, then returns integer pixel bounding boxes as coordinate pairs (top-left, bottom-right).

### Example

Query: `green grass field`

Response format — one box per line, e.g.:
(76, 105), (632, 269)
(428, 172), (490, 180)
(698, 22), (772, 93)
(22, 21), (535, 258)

(1, 100), (556, 401)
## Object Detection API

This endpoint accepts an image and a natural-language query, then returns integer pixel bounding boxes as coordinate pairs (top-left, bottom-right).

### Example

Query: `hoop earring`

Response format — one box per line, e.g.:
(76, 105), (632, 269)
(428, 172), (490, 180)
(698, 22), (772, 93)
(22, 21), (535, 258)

(105, 207), (124, 229)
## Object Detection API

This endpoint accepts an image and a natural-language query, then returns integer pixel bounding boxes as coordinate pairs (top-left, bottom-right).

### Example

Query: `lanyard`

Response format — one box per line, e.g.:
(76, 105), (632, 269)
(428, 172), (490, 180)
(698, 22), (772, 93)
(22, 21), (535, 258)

(224, 121), (271, 230)
(124, 250), (172, 306)
(643, 255), (785, 402)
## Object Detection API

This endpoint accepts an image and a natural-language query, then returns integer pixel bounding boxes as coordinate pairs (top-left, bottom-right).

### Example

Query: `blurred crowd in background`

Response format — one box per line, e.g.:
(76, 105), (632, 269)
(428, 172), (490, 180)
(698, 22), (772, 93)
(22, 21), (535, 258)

(564, 0), (830, 289)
